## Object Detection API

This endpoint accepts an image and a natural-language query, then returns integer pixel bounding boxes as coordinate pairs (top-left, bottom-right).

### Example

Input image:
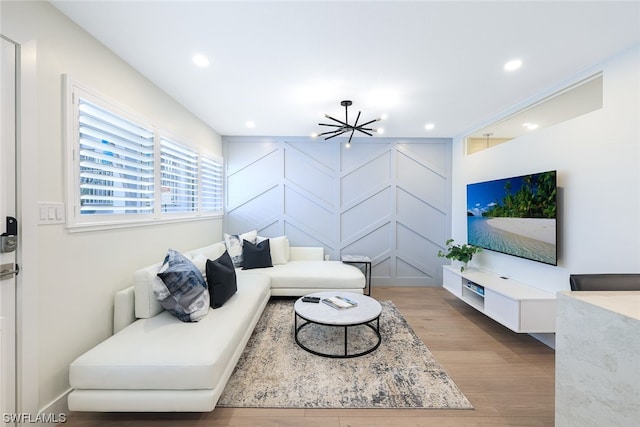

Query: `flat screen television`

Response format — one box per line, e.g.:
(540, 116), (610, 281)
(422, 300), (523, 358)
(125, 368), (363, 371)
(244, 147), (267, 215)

(467, 170), (557, 266)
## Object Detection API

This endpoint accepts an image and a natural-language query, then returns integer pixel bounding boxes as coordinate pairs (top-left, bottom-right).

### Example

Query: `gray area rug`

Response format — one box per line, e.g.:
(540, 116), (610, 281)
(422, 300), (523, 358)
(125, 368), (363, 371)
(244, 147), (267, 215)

(218, 299), (473, 409)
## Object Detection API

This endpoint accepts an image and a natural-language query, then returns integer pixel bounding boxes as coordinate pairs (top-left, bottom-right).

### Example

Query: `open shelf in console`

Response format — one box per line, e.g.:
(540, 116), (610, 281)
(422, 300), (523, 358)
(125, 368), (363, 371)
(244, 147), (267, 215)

(442, 265), (556, 333)
(461, 281), (485, 310)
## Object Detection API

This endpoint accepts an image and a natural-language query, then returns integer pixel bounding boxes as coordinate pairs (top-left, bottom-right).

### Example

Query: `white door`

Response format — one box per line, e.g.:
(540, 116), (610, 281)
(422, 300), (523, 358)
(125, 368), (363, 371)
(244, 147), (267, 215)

(0, 35), (18, 426)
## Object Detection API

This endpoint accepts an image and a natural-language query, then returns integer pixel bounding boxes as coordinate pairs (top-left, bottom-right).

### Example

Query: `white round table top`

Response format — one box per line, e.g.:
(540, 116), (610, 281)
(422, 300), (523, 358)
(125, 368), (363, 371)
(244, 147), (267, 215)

(294, 291), (382, 326)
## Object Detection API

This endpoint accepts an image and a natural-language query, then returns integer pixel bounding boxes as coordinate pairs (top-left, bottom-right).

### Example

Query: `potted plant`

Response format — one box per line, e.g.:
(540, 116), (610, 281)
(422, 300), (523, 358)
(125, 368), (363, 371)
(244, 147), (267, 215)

(437, 239), (482, 272)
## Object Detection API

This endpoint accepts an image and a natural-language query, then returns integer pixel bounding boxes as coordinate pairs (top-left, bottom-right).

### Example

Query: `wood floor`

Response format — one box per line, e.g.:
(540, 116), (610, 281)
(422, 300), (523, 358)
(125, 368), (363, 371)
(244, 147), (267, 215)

(62, 287), (555, 427)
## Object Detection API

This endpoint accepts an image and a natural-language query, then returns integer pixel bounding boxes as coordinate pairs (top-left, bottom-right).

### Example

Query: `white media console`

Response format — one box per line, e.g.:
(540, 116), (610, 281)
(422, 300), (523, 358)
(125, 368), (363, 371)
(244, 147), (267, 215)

(442, 265), (556, 333)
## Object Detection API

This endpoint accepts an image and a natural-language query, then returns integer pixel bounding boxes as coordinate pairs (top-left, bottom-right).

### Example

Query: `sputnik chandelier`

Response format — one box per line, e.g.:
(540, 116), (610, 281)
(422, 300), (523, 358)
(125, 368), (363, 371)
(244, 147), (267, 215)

(316, 100), (382, 146)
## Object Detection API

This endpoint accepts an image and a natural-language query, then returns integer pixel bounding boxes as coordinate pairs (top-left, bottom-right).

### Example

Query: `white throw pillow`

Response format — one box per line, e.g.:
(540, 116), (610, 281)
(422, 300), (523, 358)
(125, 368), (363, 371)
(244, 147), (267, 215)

(190, 253), (208, 276)
(267, 236), (290, 265)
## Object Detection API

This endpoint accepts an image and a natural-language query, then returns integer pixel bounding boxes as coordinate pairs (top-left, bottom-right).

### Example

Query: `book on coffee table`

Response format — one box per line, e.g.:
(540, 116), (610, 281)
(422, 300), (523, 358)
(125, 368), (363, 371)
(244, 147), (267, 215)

(322, 296), (358, 310)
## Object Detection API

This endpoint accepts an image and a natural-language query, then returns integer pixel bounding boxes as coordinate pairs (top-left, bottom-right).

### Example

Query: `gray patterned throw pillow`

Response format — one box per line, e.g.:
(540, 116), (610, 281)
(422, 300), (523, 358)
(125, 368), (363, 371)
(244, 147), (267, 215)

(224, 230), (257, 267)
(155, 249), (210, 322)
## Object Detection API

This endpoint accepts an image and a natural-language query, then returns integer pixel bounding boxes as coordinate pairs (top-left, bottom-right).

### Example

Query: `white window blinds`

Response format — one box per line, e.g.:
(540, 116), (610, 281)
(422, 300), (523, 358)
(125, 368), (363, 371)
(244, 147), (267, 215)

(67, 77), (224, 230)
(201, 155), (224, 212)
(160, 137), (198, 213)
(78, 98), (155, 215)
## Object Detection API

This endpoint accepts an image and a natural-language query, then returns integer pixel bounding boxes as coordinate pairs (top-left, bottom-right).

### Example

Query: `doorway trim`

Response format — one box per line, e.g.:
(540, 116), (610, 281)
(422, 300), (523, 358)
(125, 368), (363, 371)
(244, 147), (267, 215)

(12, 37), (39, 418)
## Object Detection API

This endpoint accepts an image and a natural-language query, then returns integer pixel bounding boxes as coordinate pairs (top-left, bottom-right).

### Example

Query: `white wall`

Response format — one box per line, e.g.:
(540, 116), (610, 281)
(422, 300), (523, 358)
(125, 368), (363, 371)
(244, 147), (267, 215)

(452, 44), (640, 294)
(1, 1), (223, 414)
(223, 136), (452, 286)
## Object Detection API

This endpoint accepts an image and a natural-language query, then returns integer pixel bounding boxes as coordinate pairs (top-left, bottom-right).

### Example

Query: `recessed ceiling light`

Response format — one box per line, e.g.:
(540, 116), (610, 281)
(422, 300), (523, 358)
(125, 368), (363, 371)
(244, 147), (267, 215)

(245, 121), (256, 128)
(425, 123), (435, 131)
(192, 54), (210, 67)
(504, 59), (523, 71)
(523, 122), (539, 130)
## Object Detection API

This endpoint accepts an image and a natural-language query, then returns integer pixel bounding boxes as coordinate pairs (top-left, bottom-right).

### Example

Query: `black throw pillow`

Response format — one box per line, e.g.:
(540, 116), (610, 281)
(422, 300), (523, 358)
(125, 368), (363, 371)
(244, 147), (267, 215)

(242, 239), (273, 270)
(205, 250), (237, 309)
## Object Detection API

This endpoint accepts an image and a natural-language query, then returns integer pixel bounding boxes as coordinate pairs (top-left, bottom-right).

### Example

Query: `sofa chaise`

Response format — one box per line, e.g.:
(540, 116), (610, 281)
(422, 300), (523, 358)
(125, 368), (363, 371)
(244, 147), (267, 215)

(68, 237), (365, 412)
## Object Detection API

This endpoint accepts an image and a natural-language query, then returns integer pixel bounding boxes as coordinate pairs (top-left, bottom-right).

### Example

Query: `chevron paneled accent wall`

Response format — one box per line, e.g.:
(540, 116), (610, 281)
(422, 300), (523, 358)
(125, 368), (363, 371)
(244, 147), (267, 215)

(223, 136), (452, 286)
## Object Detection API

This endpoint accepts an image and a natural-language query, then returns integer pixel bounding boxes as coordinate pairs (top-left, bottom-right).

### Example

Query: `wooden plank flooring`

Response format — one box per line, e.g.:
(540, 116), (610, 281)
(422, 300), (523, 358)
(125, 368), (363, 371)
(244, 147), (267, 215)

(62, 287), (555, 426)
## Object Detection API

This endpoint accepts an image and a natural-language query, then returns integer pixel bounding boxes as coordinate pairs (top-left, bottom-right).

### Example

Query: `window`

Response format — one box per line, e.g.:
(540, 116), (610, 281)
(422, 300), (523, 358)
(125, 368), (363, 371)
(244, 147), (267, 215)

(465, 73), (603, 155)
(160, 137), (198, 213)
(78, 98), (156, 216)
(201, 155), (224, 212)
(65, 78), (223, 230)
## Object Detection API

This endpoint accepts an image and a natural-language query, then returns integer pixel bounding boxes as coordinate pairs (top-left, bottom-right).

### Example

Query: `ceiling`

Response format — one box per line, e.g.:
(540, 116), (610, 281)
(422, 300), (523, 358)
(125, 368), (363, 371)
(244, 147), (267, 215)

(50, 1), (640, 139)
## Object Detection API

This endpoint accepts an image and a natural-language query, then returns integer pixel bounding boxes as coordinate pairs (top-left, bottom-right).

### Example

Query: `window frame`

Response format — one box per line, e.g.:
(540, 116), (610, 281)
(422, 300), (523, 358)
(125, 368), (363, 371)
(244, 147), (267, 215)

(64, 76), (223, 232)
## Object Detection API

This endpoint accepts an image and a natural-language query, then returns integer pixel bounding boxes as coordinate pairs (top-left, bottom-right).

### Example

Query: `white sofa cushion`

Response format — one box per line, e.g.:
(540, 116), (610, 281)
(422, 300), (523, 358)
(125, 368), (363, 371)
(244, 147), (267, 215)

(188, 242), (227, 261)
(289, 246), (323, 261)
(70, 276), (271, 391)
(257, 260), (365, 290)
(134, 261), (166, 319)
(113, 287), (135, 334)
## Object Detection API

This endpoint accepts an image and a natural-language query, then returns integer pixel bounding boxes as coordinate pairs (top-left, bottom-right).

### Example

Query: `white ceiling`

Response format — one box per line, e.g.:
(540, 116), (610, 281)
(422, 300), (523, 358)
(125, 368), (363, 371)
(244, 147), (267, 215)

(50, 0), (640, 139)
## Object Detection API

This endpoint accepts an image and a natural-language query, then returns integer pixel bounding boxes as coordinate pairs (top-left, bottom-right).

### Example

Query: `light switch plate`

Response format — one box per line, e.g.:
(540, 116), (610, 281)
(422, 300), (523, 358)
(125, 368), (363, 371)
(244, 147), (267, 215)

(38, 202), (65, 225)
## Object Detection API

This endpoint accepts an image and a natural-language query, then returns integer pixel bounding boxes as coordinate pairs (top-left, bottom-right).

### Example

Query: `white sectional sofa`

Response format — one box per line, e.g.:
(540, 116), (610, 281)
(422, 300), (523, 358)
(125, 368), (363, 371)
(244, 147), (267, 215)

(68, 239), (365, 412)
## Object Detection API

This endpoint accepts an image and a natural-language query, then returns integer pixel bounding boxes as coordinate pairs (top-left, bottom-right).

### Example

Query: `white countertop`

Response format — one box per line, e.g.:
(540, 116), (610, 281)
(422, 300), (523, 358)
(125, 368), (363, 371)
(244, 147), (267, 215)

(558, 291), (640, 320)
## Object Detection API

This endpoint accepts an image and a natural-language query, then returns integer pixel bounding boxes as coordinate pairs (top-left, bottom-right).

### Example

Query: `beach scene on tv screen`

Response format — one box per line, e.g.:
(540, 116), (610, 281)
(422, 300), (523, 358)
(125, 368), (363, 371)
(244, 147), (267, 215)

(467, 171), (557, 265)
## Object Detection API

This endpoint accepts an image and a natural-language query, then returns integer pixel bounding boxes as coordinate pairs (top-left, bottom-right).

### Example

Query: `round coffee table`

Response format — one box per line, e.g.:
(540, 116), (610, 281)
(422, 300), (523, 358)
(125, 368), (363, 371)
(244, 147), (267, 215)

(294, 291), (382, 358)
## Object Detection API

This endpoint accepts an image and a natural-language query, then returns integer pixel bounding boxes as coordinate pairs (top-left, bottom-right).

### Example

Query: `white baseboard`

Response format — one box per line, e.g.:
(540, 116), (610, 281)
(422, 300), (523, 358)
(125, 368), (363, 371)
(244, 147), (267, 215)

(24, 388), (71, 427)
